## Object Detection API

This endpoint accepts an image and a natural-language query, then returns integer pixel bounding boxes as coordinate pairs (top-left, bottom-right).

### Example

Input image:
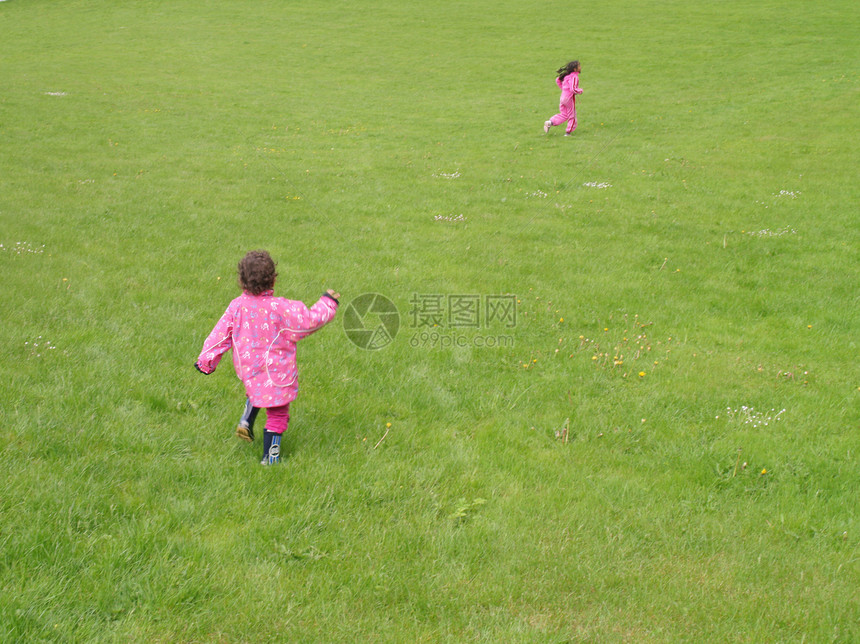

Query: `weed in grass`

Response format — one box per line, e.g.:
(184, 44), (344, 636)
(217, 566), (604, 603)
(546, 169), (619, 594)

(578, 315), (675, 379)
(1, 242), (45, 255)
(743, 225), (798, 237)
(24, 336), (57, 359)
(723, 406), (787, 429)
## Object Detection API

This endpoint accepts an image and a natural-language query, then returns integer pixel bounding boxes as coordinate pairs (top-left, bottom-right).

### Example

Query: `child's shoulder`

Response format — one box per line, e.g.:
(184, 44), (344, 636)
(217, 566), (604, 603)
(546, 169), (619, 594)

(270, 295), (305, 309)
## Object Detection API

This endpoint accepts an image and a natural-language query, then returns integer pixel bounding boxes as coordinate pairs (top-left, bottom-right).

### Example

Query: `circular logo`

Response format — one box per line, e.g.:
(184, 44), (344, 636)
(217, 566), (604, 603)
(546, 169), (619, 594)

(342, 293), (400, 350)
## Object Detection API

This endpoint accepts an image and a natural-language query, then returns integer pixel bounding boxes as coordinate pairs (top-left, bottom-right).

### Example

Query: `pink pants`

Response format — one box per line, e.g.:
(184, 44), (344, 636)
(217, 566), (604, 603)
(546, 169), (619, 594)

(550, 102), (577, 134)
(265, 404), (290, 434)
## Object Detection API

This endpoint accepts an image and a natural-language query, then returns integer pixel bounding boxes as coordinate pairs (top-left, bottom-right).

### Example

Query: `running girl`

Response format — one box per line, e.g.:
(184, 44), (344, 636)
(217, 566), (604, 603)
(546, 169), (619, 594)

(544, 60), (583, 136)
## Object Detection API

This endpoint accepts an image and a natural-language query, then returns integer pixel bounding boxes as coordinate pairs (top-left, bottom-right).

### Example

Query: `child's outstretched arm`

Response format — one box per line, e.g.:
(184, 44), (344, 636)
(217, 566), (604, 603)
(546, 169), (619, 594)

(281, 290), (340, 342)
(195, 306), (235, 374)
(572, 74), (583, 95)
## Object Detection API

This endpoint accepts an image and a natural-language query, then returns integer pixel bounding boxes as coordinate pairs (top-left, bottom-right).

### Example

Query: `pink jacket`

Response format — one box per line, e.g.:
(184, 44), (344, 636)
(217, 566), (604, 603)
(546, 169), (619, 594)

(556, 72), (582, 105)
(196, 291), (338, 408)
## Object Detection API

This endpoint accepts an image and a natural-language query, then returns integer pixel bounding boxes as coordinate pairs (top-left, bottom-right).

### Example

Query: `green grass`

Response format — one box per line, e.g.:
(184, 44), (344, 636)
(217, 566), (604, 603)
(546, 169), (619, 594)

(1, 0), (858, 641)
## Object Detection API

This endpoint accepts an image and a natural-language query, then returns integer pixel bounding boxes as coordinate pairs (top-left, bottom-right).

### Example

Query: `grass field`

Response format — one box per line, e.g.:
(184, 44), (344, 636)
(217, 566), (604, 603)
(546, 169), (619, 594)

(1, 0), (858, 641)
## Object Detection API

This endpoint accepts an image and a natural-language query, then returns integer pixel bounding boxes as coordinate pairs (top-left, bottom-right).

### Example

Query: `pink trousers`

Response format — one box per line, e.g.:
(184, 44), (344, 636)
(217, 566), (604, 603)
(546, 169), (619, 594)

(550, 102), (577, 134)
(265, 404), (290, 434)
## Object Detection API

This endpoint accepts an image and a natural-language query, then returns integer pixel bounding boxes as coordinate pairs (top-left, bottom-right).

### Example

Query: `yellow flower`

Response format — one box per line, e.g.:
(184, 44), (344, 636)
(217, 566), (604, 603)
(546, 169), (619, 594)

(761, 468), (767, 475)
(386, 423), (391, 428)
(638, 371), (646, 377)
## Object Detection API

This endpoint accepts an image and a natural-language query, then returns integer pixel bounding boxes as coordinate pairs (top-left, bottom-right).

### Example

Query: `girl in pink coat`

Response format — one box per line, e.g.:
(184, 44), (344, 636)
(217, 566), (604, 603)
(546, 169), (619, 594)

(544, 60), (583, 136)
(195, 250), (339, 464)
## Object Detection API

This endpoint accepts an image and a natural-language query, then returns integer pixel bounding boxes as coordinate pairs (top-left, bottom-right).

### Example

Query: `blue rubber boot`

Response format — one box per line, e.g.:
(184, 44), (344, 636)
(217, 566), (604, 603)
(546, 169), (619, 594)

(261, 431), (281, 465)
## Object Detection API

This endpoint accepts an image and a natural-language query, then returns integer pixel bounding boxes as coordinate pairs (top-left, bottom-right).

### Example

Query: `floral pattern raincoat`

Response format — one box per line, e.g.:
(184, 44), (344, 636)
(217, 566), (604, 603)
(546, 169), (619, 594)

(196, 290), (338, 407)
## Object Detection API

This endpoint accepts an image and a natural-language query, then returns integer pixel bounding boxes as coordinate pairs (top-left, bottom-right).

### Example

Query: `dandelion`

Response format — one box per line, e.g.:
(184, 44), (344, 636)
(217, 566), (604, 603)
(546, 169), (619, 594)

(761, 468), (767, 475)
(386, 422), (391, 428)
(638, 371), (646, 378)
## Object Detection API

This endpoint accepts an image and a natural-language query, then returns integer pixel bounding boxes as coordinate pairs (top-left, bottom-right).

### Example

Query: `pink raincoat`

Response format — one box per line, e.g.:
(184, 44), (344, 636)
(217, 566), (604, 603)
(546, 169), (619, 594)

(196, 291), (338, 408)
(549, 72), (583, 134)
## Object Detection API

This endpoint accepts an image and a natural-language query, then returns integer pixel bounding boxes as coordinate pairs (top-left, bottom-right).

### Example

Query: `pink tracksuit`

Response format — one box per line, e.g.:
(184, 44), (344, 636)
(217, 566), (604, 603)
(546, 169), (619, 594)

(549, 72), (582, 134)
(196, 290), (338, 415)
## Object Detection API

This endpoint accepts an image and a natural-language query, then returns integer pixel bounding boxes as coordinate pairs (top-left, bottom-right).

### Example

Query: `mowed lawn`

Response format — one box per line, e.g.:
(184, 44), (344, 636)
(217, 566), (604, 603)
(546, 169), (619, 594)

(1, 0), (858, 641)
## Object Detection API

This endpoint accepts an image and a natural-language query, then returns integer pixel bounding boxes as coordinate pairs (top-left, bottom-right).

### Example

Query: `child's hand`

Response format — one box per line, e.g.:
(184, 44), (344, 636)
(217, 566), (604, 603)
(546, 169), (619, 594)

(326, 289), (341, 301)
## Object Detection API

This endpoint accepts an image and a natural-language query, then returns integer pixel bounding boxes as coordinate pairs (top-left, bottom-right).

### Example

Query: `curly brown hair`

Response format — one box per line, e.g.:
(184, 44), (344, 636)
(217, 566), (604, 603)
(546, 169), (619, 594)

(237, 250), (277, 295)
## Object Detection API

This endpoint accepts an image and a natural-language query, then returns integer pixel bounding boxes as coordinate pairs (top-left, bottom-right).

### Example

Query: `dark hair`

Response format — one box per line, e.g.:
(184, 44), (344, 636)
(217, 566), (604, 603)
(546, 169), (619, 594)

(238, 250), (277, 295)
(557, 60), (580, 80)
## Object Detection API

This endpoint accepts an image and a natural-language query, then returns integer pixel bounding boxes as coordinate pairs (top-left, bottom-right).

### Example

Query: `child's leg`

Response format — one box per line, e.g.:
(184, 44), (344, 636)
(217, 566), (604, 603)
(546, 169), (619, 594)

(565, 109), (578, 135)
(549, 113), (566, 127)
(261, 404), (290, 464)
(236, 397), (259, 442)
(551, 101), (573, 129)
